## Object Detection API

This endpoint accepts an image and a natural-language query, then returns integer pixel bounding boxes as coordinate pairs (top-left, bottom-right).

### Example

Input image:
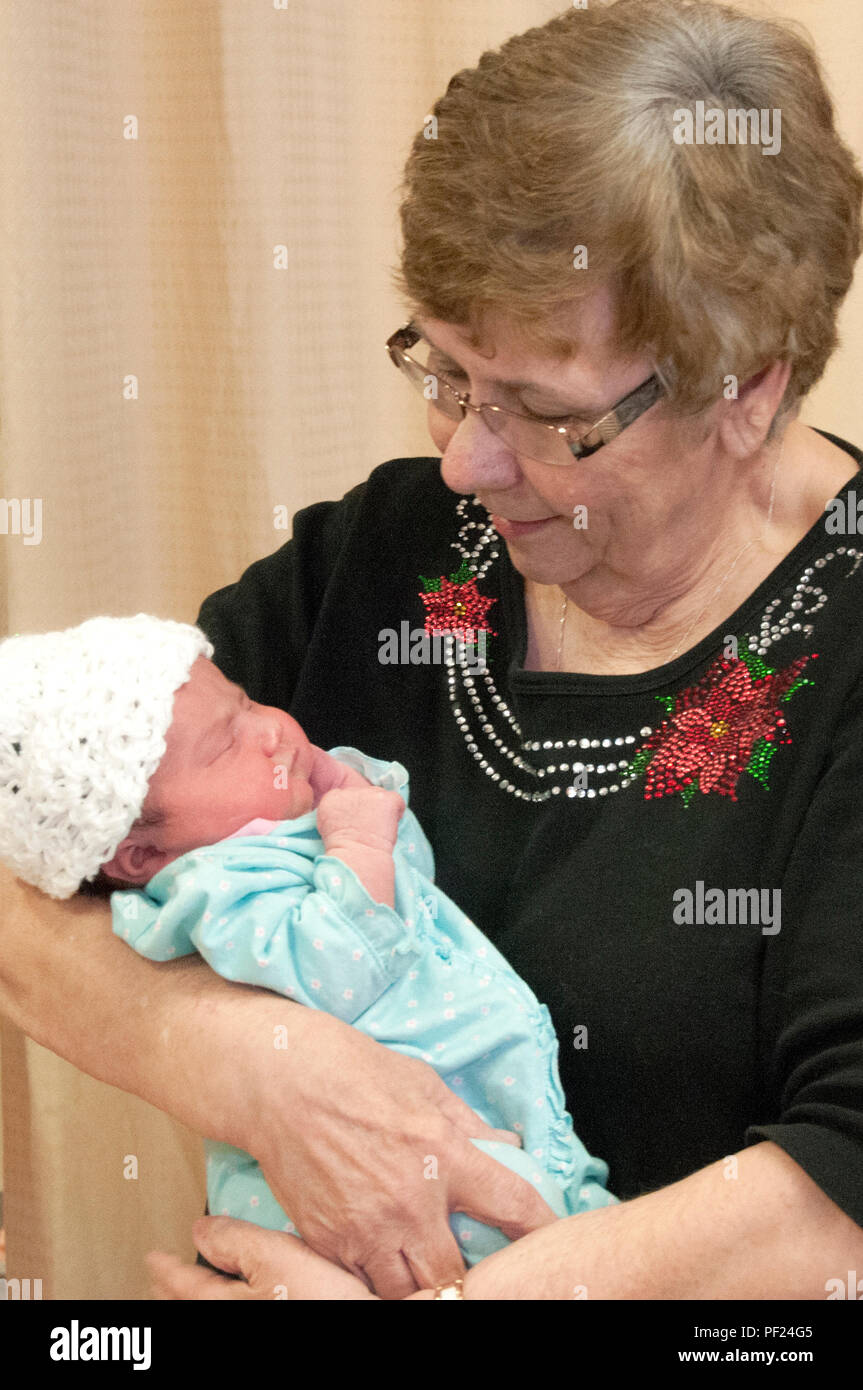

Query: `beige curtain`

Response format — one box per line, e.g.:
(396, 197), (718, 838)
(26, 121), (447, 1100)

(0, 0), (861, 1300)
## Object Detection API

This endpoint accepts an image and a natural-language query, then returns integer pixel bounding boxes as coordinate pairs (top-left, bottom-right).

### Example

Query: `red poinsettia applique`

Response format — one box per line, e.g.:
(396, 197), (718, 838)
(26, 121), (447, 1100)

(627, 641), (816, 804)
(418, 559), (498, 643)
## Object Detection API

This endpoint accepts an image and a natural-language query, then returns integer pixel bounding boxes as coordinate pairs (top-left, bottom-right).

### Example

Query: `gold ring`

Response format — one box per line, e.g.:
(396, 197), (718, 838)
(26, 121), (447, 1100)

(433, 1278), (465, 1300)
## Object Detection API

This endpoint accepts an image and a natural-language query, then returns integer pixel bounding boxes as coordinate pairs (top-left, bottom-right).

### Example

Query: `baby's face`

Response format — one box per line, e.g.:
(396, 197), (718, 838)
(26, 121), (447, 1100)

(150, 656), (317, 839)
(104, 657), (318, 883)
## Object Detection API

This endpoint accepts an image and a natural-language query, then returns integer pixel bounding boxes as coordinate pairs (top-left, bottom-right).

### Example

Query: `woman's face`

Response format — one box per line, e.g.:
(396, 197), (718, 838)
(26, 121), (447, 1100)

(420, 289), (705, 592)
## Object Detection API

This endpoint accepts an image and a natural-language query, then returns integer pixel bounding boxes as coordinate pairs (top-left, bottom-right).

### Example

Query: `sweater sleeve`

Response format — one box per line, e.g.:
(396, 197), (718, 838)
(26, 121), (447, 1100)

(194, 478), (369, 707)
(746, 671), (863, 1228)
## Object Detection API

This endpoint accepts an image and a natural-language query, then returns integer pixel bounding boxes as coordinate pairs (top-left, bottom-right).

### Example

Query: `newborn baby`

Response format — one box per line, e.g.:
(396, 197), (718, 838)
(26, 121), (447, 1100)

(0, 613), (617, 1267)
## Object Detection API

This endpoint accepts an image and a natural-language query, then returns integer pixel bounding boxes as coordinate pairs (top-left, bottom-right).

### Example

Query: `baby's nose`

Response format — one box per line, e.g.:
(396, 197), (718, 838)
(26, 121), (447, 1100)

(258, 719), (284, 759)
(235, 706), (280, 758)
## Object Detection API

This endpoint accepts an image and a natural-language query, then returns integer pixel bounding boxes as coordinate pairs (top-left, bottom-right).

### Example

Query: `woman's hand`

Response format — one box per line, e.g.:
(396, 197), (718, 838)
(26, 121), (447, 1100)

(148, 1217), (378, 1300)
(227, 1002), (556, 1300)
(0, 865), (552, 1302)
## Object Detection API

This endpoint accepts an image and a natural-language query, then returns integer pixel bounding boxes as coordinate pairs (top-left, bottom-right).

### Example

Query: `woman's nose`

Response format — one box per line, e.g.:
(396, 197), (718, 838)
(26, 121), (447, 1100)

(437, 410), (523, 496)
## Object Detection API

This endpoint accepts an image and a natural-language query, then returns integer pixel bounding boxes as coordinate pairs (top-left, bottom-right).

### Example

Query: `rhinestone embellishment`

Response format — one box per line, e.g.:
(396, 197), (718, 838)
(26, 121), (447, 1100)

(444, 498), (652, 802)
(438, 497), (856, 803)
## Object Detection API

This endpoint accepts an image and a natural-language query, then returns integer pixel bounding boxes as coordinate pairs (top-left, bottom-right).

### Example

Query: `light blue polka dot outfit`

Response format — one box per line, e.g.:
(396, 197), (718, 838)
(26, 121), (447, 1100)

(112, 747), (617, 1264)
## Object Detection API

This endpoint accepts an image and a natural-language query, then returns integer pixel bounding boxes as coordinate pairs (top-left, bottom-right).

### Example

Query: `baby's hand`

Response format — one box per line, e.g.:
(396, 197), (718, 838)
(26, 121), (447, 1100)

(307, 746), (370, 798)
(317, 787), (406, 854)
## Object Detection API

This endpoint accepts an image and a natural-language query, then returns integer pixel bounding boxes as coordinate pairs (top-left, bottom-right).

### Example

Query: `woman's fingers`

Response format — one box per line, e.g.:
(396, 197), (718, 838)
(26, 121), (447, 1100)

(146, 1249), (256, 1301)
(192, 1215), (296, 1295)
(488, 1126), (523, 1148)
(450, 1145), (559, 1241)
(434, 1084), (523, 1147)
(193, 1215), (378, 1301)
(401, 1229), (466, 1295)
(236, 1016), (534, 1295)
(191, 1216), (248, 1276)
(355, 1249), (421, 1301)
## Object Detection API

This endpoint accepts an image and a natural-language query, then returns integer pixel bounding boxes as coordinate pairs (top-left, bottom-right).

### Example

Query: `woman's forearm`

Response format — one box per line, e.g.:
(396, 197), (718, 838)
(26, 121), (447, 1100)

(0, 866), (313, 1146)
(457, 1141), (863, 1300)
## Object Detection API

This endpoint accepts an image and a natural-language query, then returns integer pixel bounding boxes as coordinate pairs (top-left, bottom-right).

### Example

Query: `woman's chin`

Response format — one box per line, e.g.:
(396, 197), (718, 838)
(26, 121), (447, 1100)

(505, 542), (594, 588)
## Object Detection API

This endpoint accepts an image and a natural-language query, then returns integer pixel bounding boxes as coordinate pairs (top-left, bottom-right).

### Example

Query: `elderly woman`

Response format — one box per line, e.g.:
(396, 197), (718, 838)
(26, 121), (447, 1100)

(5, 0), (863, 1300)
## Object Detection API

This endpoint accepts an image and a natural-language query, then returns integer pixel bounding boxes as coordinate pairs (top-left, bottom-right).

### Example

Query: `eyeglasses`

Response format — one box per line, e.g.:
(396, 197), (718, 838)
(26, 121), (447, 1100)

(386, 323), (664, 467)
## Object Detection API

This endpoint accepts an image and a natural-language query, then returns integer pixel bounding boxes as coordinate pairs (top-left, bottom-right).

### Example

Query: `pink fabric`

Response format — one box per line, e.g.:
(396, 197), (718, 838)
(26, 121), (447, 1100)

(225, 817), (279, 840)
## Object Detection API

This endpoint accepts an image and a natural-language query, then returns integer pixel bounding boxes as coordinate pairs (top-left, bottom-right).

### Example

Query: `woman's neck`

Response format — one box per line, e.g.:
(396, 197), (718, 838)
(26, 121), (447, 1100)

(523, 423), (858, 676)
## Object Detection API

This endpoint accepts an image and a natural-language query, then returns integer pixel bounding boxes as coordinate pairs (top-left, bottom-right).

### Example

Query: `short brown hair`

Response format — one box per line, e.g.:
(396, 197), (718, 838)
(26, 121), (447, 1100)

(395, 0), (863, 417)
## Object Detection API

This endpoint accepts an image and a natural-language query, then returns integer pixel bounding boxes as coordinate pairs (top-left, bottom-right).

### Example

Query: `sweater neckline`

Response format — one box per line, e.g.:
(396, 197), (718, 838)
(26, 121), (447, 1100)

(499, 429), (863, 697)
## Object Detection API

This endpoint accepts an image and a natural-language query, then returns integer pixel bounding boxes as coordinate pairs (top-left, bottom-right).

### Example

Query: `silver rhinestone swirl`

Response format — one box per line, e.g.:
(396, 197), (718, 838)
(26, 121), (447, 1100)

(443, 508), (855, 802)
(747, 549), (858, 656)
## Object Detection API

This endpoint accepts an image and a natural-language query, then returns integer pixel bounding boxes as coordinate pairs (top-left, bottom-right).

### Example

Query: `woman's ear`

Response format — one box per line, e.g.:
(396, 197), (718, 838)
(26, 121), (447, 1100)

(101, 837), (170, 887)
(717, 359), (792, 459)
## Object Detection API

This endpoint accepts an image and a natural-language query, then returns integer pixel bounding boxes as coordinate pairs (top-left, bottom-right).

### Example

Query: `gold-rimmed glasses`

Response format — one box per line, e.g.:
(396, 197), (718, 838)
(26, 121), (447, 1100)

(386, 323), (664, 466)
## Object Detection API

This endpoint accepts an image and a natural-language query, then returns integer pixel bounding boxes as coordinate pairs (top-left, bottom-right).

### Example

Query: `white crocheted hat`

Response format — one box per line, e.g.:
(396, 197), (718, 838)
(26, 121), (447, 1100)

(0, 614), (213, 899)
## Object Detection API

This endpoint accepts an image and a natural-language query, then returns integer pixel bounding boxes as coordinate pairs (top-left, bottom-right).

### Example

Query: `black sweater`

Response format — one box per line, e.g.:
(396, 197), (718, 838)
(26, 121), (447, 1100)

(196, 436), (863, 1227)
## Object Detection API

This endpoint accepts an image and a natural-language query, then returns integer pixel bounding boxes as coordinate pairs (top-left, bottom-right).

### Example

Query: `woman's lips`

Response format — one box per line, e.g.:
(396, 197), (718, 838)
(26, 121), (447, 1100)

(489, 513), (556, 540)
